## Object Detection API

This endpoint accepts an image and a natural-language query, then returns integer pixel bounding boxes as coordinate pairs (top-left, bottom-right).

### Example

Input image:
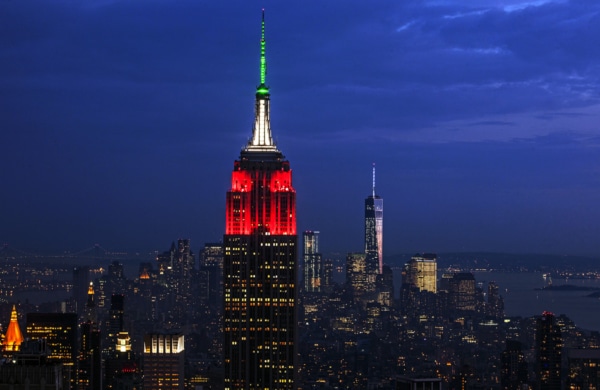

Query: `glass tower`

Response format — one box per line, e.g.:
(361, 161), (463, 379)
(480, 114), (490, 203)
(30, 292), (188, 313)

(223, 11), (297, 390)
(365, 164), (383, 277)
(303, 231), (323, 293)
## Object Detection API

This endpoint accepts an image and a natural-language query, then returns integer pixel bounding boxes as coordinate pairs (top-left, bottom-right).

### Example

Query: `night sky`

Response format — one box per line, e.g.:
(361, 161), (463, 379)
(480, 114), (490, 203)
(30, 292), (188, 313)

(1, 0), (599, 256)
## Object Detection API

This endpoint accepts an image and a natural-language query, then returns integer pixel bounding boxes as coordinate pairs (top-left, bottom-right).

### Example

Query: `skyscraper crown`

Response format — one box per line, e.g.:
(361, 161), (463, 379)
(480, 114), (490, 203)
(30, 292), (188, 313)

(245, 10), (280, 153)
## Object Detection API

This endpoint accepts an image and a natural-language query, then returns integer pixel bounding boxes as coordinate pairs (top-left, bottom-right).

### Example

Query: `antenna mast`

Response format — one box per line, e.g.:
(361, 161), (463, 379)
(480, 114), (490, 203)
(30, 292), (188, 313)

(372, 163), (376, 197)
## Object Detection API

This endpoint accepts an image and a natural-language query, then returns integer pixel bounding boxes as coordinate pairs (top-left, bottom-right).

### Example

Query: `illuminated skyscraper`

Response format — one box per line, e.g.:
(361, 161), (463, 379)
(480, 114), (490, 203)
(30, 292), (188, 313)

(142, 333), (184, 390)
(303, 231), (323, 293)
(364, 164), (383, 276)
(223, 11), (297, 390)
(405, 253), (437, 293)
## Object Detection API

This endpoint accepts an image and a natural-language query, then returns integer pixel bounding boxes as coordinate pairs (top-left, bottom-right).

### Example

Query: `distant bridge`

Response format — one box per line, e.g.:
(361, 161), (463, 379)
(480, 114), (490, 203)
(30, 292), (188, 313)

(0, 243), (146, 262)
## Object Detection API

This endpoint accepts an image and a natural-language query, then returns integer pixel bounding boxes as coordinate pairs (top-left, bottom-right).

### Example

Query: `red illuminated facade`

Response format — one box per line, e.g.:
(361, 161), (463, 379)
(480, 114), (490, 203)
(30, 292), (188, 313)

(223, 11), (297, 390)
(226, 160), (296, 236)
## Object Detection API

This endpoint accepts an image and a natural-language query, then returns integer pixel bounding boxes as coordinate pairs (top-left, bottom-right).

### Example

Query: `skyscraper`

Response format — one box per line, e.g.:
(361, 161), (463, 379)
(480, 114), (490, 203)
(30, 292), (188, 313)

(26, 312), (78, 388)
(303, 231), (323, 293)
(142, 333), (184, 390)
(223, 11), (297, 390)
(405, 253), (437, 293)
(535, 311), (562, 390)
(364, 164), (383, 276)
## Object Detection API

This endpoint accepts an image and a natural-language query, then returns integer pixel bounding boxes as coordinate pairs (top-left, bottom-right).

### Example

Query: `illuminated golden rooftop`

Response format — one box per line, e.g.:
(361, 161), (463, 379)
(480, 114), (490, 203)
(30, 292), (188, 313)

(3, 305), (24, 352)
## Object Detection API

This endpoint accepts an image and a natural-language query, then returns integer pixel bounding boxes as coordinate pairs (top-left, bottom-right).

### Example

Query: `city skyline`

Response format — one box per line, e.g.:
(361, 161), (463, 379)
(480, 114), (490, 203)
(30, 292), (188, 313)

(2, 1), (600, 256)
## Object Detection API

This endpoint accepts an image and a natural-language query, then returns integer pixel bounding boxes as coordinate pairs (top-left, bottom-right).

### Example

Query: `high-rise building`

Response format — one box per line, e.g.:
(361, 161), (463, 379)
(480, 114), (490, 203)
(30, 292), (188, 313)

(142, 333), (184, 390)
(78, 322), (101, 390)
(106, 294), (125, 353)
(487, 281), (505, 319)
(535, 311), (562, 390)
(200, 242), (224, 307)
(0, 340), (66, 390)
(105, 331), (141, 390)
(79, 282), (101, 390)
(303, 231), (323, 293)
(449, 272), (476, 312)
(405, 253), (437, 293)
(364, 164), (383, 276)
(567, 349), (600, 390)
(26, 312), (78, 388)
(73, 266), (90, 316)
(346, 252), (369, 299)
(501, 340), (528, 390)
(223, 11), (297, 390)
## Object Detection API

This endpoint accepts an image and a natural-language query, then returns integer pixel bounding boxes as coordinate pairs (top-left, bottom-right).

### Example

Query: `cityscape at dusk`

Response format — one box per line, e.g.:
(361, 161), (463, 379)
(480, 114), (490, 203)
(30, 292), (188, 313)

(2, 1), (600, 390)
(2, 0), (599, 255)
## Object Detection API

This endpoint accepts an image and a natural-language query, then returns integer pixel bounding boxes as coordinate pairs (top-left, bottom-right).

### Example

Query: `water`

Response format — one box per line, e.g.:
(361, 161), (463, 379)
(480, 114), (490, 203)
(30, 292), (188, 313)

(474, 271), (600, 331)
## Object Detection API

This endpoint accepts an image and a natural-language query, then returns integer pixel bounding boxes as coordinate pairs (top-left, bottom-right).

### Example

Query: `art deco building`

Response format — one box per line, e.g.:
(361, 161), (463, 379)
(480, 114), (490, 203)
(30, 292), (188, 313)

(223, 11), (297, 390)
(364, 164), (383, 277)
(2, 305), (24, 353)
(79, 282), (101, 390)
(303, 231), (323, 293)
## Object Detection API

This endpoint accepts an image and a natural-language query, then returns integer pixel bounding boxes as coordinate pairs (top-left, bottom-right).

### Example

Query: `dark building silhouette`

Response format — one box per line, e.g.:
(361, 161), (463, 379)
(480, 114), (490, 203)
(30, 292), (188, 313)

(535, 311), (562, 390)
(567, 348), (600, 390)
(376, 265), (394, 308)
(487, 281), (505, 319)
(200, 242), (224, 308)
(26, 313), (78, 389)
(0, 339), (67, 390)
(449, 272), (476, 312)
(223, 11), (297, 389)
(78, 322), (101, 390)
(501, 340), (528, 390)
(72, 266), (89, 316)
(78, 282), (101, 390)
(104, 331), (141, 390)
(106, 294), (125, 353)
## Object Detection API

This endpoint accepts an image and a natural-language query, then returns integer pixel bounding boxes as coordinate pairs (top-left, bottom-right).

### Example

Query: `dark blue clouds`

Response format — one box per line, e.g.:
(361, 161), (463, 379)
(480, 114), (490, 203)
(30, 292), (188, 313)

(0, 0), (598, 255)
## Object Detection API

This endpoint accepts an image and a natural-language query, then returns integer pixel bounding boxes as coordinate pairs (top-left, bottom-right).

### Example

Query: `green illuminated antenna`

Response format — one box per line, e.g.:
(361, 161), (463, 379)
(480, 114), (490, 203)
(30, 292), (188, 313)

(257, 9), (269, 95)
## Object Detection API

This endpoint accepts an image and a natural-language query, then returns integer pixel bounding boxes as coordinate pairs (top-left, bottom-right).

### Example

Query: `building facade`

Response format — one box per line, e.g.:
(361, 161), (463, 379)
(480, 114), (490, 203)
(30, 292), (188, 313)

(142, 333), (184, 390)
(364, 165), (383, 276)
(535, 311), (562, 390)
(405, 254), (437, 293)
(303, 231), (323, 293)
(223, 11), (297, 390)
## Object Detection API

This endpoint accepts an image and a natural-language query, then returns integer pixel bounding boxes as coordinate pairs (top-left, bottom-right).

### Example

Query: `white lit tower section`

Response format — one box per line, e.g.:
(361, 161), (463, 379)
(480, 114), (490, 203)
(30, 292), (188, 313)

(223, 11), (297, 390)
(364, 164), (383, 278)
(303, 231), (323, 293)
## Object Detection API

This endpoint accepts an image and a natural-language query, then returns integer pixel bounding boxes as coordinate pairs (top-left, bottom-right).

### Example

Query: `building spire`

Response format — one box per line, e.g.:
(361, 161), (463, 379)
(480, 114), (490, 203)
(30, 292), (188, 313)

(260, 9), (267, 87)
(3, 305), (24, 352)
(245, 9), (278, 153)
(372, 163), (376, 197)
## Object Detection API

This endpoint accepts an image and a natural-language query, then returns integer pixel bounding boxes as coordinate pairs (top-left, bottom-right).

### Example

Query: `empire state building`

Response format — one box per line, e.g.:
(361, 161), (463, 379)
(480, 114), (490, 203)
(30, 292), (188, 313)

(223, 11), (297, 390)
